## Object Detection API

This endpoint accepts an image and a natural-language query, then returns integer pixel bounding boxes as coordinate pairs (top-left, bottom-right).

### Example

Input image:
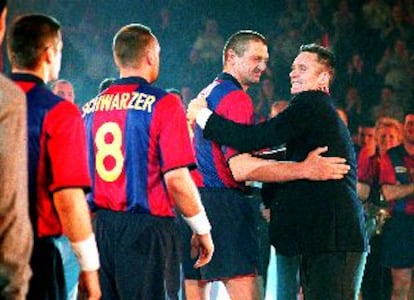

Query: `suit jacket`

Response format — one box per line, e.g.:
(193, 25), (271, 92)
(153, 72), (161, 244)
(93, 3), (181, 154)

(0, 74), (32, 299)
(203, 90), (368, 255)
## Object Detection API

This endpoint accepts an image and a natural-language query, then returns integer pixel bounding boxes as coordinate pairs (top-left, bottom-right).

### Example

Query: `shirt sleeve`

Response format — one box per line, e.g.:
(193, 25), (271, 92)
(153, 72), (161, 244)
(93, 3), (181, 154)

(379, 152), (397, 185)
(203, 93), (313, 152)
(155, 94), (196, 173)
(45, 101), (91, 192)
(214, 90), (254, 159)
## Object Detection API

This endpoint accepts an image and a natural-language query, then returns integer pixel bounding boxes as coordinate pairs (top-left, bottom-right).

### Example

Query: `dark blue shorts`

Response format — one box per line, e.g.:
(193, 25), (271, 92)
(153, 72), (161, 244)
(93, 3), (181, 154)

(180, 188), (259, 281)
(94, 210), (181, 300)
(381, 213), (414, 268)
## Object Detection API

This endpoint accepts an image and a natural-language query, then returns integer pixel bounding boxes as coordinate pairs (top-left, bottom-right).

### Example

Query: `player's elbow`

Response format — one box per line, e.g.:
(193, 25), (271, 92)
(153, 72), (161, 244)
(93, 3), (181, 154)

(229, 159), (248, 182)
(164, 167), (192, 194)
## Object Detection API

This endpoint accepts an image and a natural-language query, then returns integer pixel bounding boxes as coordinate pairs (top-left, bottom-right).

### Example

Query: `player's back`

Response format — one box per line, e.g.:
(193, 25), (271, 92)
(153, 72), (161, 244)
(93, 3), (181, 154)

(83, 77), (194, 217)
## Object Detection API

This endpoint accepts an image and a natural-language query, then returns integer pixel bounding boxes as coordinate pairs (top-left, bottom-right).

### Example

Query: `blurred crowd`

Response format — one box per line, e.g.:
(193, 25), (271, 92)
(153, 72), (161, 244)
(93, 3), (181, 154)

(3, 0), (412, 134)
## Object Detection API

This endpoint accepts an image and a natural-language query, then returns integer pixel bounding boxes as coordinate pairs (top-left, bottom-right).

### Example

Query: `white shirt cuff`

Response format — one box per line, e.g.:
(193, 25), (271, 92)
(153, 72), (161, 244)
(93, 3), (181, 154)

(196, 108), (213, 129)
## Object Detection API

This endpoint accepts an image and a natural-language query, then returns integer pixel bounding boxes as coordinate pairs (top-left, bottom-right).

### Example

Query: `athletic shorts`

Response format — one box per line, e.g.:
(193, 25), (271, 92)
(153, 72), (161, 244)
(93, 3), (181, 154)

(94, 209), (181, 300)
(27, 237), (66, 300)
(381, 212), (414, 268)
(180, 188), (259, 281)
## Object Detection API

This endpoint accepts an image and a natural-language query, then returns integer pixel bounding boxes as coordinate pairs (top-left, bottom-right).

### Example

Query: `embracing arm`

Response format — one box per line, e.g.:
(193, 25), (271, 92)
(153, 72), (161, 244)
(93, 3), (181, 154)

(198, 109), (290, 152)
(189, 94), (310, 152)
(229, 146), (350, 182)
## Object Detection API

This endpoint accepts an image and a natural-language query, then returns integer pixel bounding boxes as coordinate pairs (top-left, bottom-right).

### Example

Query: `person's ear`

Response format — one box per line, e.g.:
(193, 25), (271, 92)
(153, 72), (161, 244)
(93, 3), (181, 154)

(146, 48), (155, 66)
(319, 71), (330, 85)
(44, 44), (58, 64)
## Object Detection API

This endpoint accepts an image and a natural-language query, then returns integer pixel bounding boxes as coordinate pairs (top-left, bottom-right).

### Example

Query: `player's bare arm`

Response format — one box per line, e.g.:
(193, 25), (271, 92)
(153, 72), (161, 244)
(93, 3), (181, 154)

(164, 167), (214, 268)
(53, 188), (101, 300)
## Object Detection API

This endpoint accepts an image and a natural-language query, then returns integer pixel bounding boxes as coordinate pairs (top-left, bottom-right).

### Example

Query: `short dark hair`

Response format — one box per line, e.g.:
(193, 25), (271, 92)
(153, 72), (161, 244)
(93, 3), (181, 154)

(7, 14), (61, 69)
(0, 0), (7, 14)
(98, 77), (115, 93)
(223, 30), (267, 64)
(299, 43), (336, 84)
(113, 23), (154, 68)
(49, 78), (72, 90)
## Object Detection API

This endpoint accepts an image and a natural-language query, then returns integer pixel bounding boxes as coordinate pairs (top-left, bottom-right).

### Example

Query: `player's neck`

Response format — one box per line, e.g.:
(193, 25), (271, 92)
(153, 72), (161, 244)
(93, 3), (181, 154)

(11, 66), (48, 83)
(119, 68), (152, 83)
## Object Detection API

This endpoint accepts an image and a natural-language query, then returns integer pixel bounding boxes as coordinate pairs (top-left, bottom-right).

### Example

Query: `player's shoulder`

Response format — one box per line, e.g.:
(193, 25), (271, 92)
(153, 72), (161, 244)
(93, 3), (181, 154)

(140, 83), (170, 100)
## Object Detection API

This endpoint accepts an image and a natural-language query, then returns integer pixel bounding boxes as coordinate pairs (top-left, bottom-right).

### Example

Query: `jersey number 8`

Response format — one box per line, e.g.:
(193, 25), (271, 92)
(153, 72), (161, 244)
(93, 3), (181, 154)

(95, 122), (124, 182)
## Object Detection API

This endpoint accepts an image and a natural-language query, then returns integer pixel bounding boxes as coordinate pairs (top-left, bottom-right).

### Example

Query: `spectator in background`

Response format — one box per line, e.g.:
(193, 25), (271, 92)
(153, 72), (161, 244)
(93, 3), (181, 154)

(190, 18), (224, 68)
(0, 1), (33, 298)
(353, 119), (376, 157)
(254, 77), (278, 122)
(362, 0), (391, 34)
(331, 0), (357, 68)
(276, 0), (305, 32)
(344, 86), (363, 137)
(268, 27), (303, 99)
(376, 37), (413, 111)
(371, 85), (404, 122)
(360, 0), (390, 65)
(380, 111), (414, 300)
(189, 18), (224, 91)
(344, 52), (379, 106)
(301, 0), (327, 44)
(50, 78), (75, 103)
(382, 3), (413, 44)
(358, 117), (402, 300)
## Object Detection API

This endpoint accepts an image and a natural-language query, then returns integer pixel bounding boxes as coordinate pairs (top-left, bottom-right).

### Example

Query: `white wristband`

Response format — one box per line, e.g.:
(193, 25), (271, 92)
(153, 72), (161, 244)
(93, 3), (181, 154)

(71, 234), (100, 272)
(196, 108), (213, 129)
(182, 209), (211, 235)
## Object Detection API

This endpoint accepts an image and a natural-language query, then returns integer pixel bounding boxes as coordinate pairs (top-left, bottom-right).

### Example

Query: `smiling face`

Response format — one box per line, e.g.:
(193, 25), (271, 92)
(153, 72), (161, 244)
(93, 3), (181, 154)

(289, 51), (330, 95)
(376, 126), (401, 154)
(226, 39), (269, 90)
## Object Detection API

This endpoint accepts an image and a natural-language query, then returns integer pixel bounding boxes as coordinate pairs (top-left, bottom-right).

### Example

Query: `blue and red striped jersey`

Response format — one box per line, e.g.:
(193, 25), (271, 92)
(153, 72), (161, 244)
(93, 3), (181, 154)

(11, 73), (91, 238)
(380, 145), (414, 215)
(192, 72), (254, 188)
(82, 77), (195, 217)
